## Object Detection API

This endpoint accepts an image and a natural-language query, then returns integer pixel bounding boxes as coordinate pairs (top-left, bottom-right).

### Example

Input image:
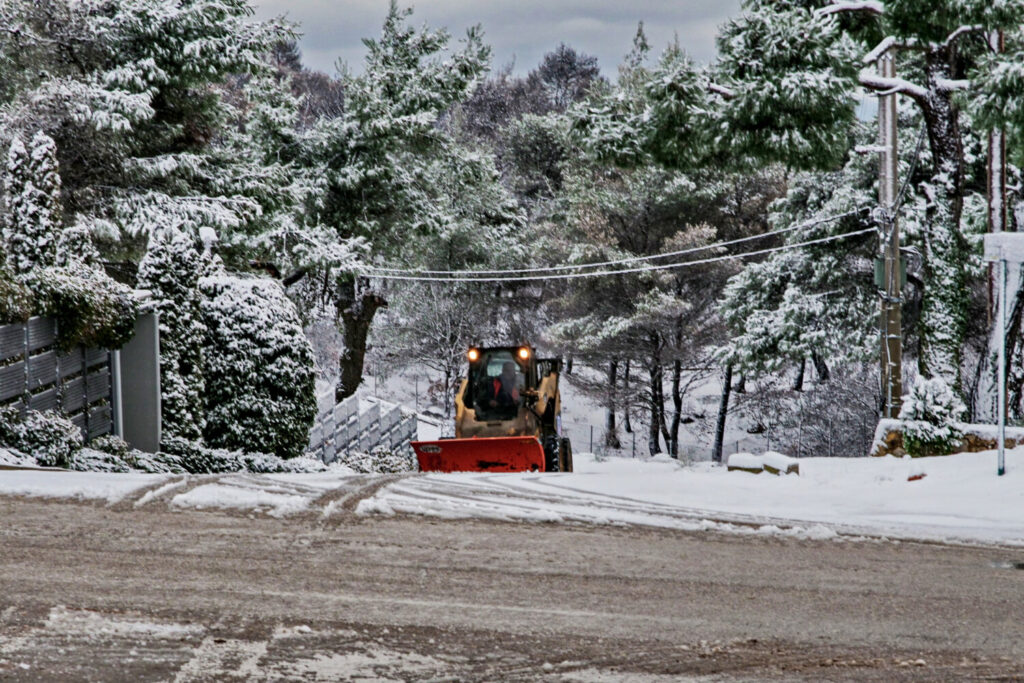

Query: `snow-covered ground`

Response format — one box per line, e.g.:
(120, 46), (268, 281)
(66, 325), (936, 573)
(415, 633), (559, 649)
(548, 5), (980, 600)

(358, 450), (1024, 545)
(2, 447), (1023, 546)
(0, 469), (170, 504)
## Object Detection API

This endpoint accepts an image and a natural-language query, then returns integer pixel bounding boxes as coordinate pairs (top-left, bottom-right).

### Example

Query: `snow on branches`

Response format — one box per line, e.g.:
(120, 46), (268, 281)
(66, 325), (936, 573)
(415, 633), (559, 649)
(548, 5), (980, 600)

(3, 132), (61, 274)
(200, 270), (317, 459)
(137, 228), (207, 440)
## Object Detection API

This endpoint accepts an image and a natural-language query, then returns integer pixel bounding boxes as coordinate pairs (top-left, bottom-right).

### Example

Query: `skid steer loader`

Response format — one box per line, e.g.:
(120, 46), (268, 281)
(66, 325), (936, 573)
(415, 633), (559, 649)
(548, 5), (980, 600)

(412, 345), (573, 473)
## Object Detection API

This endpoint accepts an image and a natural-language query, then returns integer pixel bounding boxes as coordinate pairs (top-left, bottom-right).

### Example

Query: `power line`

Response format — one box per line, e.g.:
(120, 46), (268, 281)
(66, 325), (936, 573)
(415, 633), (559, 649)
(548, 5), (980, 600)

(361, 207), (870, 277)
(358, 227), (876, 283)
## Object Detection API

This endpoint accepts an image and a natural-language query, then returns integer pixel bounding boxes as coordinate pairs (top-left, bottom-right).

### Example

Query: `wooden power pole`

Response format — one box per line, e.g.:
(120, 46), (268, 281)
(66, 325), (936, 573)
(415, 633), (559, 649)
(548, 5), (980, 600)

(878, 49), (902, 418)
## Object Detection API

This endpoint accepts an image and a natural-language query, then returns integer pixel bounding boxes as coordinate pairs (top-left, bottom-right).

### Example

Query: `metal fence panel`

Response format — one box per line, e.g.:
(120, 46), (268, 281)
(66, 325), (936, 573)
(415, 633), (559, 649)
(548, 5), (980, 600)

(0, 317), (114, 443)
(0, 323), (23, 357)
(26, 318), (55, 352)
(0, 360), (25, 402)
(27, 350), (56, 391)
(29, 387), (58, 412)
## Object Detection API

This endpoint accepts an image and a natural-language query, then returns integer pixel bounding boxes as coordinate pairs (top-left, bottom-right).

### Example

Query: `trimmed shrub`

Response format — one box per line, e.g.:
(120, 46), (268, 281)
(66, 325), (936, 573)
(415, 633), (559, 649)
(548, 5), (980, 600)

(336, 445), (417, 474)
(3, 133), (61, 274)
(137, 228), (206, 439)
(898, 376), (965, 457)
(0, 406), (82, 468)
(199, 273), (316, 459)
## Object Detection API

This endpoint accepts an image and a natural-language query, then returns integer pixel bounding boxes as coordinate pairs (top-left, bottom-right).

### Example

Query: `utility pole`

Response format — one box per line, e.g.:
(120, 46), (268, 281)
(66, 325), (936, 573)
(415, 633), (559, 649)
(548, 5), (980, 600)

(988, 28), (1008, 475)
(878, 49), (902, 418)
(988, 28), (1007, 323)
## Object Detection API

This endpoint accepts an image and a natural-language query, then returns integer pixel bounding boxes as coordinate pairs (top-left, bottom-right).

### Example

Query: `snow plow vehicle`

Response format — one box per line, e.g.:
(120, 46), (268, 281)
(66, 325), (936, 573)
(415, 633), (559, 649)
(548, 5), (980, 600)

(412, 345), (573, 473)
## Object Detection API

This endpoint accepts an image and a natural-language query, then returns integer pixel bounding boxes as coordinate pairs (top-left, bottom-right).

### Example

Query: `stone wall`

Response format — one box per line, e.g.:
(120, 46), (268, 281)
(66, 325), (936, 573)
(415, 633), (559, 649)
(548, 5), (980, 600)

(870, 418), (1024, 457)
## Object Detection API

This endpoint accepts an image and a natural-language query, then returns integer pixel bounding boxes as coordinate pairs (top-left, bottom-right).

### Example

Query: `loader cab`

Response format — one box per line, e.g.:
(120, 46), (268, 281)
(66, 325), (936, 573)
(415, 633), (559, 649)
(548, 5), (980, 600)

(464, 346), (535, 421)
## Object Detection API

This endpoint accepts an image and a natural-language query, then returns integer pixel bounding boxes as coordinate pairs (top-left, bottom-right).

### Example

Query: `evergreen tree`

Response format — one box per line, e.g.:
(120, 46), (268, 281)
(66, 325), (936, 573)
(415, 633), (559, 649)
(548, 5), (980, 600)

(200, 270), (317, 459)
(3, 132), (61, 273)
(0, 0), (298, 262)
(137, 228), (206, 440)
(298, 2), (492, 400)
(712, 0), (1024, 395)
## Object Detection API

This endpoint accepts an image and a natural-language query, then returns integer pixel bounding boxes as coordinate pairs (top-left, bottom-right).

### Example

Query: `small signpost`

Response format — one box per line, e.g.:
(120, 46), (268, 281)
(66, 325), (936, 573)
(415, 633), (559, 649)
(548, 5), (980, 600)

(982, 233), (1024, 476)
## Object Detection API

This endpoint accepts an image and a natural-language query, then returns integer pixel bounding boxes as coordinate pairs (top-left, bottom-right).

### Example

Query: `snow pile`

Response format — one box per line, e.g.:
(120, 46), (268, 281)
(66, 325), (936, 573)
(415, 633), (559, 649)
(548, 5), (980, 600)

(727, 452), (764, 471)
(0, 471), (168, 503)
(168, 472), (357, 517)
(171, 483), (311, 518)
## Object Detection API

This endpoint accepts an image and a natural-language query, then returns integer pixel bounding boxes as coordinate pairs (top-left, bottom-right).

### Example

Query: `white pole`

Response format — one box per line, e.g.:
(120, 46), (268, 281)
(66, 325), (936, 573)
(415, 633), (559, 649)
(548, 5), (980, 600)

(999, 256), (1007, 476)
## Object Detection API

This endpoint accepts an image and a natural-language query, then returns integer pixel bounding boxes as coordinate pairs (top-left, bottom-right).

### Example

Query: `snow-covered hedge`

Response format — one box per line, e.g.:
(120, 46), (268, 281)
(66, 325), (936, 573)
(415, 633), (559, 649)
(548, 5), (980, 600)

(0, 406), (82, 468)
(26, 263), (137, 350)
(0, 228), (137, 351)
(0, 267), (32, 321)
(137, 228), (206, 439)
(334, 445), (417, 474)
(199, 272), (317, 459)
(161, 437), (327, 474)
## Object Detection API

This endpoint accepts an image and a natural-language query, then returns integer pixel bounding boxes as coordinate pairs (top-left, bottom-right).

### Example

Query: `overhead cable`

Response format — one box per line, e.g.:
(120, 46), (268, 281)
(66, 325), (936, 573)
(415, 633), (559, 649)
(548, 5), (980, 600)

(361, 207), (871, 277)
(358, 226), (876, 283)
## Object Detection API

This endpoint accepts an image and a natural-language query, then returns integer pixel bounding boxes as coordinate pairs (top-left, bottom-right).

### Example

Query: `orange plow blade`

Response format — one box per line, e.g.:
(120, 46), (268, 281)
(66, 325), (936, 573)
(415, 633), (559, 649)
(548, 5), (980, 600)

(413, 437), (545, 473)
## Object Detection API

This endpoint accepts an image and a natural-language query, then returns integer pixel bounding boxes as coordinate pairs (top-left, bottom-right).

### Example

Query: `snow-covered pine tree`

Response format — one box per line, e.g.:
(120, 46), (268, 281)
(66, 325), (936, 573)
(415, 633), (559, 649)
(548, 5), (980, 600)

(299, 2), (491, 400)
(366, 134), (526, 423)
(3, 132), (61, 274)
(0, 0), (299, 263)
(199, 271), (316, 459)
(719, 136), (879, 379)
(137, 228), (206, 440)
(713, 0), (1024, 397)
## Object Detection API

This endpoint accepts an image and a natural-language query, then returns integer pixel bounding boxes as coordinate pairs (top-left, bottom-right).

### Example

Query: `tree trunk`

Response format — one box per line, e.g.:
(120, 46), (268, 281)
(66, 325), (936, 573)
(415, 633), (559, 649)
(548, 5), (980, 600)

(336, 278), (387, 401)
(623, 359), (632, 433)
(812, 351), (830, 383)
(669, 358), (682, 458)
(648, 359), (662, 455)
(735, 374), (746, 394)
(443, 366), (453, 420)
(605, 359), (621, 448)
(712, 364), (733, 464)
(793, 358), (805, 392)
(657, 369), (671, 450)
(917, 50), (968, 394)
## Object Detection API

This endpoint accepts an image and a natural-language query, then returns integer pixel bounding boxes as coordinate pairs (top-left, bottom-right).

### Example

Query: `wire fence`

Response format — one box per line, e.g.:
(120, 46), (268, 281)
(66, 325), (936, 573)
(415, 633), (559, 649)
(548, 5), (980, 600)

(559, 419), (769, 462)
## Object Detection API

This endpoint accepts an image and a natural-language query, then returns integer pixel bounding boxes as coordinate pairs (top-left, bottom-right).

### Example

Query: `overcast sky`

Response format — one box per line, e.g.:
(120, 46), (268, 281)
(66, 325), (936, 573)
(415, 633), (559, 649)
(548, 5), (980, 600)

(251, 1), (743, 77)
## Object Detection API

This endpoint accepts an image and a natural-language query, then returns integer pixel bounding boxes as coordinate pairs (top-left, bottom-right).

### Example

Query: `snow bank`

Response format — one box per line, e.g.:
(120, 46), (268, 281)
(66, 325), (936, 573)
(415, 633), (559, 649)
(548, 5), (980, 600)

(358, 450), (1024, 545)
(3, 449), (1023, 546)
(726, 451), (799, 475)
(0, 470), (167, 503)
(727, 452), (763, 471)
(171, 484), (311, 517)
(169, 473), (362, 517)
